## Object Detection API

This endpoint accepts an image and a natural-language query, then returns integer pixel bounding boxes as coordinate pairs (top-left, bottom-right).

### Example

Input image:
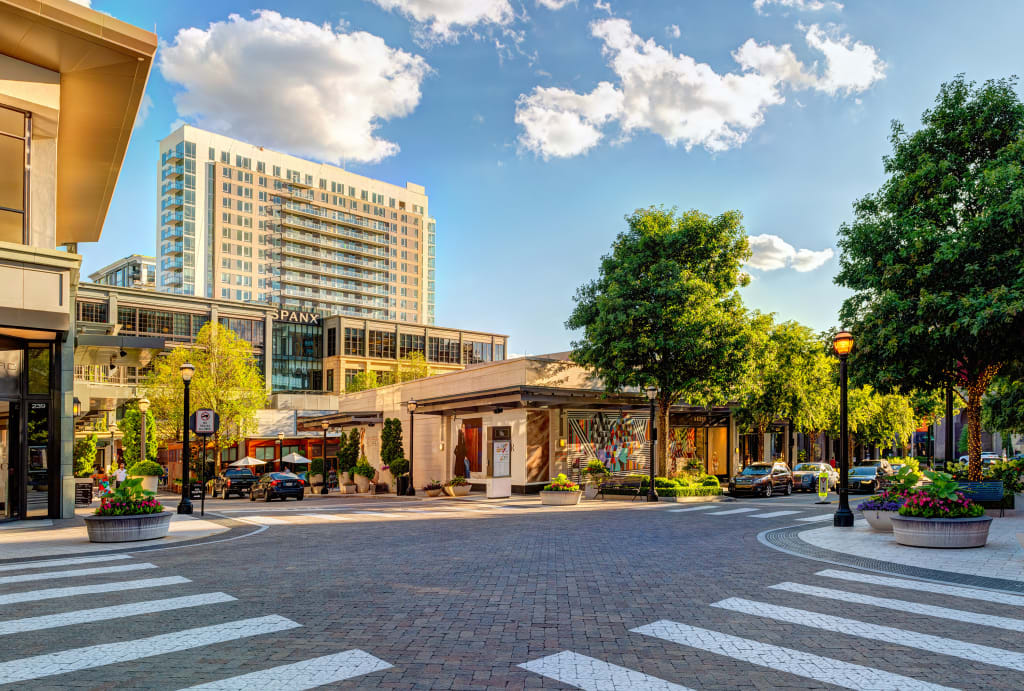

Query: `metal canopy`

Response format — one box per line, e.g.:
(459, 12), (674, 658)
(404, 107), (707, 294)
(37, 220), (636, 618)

(296, 411), (384, 431)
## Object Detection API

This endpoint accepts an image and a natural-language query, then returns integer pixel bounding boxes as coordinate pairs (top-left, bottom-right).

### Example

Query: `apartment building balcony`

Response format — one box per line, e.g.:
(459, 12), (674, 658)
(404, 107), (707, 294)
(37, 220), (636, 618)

(162, 242), (183, 256)
(161, 227), (184, 241)
(281, 287), (387, 309)
(280, 229), (388, 259)
(279, 271), (388, 296)
(161, 181), (185, 195)
(279, 201), (389, 235)
(161, 197), (183, 211)
(161, 257), (183, 271)
(280, 258), (388, 285)
(278, 186), (315, 202)
(280, 242), (389, 271)
(162, 151), (184, 165)
(162, 164), (184, 179)
(276, 213), (388, 247)
(161, 211), (184, 225)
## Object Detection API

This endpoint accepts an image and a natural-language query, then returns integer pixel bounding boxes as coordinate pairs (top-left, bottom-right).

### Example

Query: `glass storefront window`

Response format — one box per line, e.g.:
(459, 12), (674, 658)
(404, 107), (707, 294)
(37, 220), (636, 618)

(27, 346), (49, 395)
(26, 401), (48, 518)
(272, 322), (323, 391)
(0, 105), (27, 244)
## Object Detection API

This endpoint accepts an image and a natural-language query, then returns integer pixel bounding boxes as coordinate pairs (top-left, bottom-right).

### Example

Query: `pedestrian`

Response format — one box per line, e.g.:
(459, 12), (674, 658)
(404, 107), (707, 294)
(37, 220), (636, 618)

(115, 461), (127, 489)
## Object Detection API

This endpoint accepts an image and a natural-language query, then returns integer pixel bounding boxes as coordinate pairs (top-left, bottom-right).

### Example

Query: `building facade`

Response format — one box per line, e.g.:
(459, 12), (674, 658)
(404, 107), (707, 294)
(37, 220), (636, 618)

(88, 254), (155, 289)
(156, 125), (436, 325)
(0, 0), (156, 520)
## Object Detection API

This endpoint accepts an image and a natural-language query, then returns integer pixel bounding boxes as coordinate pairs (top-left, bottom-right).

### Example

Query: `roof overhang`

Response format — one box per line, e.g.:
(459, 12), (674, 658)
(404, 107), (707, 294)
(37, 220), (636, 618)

(297, 411), (385, 430)
(0, 0), (158, 244)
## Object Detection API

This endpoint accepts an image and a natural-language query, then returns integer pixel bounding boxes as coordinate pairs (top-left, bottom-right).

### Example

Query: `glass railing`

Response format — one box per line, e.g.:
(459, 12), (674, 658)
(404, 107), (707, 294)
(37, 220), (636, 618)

(280, 243), (389, 270)
(280, 272), (388, 295)
(274, 214), (387, 247)
(280, 258), (386, 282)
(280, 201), (390, 233)
(282, 287), (387, 307)
(279, 229), (388, 258)
(161, 182), (184, 195)
(161, 211), (184, 224)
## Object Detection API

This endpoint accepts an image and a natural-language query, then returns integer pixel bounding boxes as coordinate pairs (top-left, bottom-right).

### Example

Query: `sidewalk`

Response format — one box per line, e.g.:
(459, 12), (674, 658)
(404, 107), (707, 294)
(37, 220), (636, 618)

(0, 497), (230, 562)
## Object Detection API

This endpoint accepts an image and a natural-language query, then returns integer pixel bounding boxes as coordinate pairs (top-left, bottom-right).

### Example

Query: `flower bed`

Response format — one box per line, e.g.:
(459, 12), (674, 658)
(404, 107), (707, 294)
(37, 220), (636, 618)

(890, 471), (992, 548)
(541, 474), (582, 505)
(857, 490), (907, 532)
(85, 478), (170, 543)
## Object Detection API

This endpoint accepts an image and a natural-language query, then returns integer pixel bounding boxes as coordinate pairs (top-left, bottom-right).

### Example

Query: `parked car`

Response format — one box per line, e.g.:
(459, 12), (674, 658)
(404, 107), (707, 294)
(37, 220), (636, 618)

(847, 464), (889, 494)
(728, 462), (793, 497)
(791, 462), (838, 492)
(853, 459), (896, 476)
(957, 453), (1002, 468)
(249, 472), (305, 502)
(209, 468), (257, 499)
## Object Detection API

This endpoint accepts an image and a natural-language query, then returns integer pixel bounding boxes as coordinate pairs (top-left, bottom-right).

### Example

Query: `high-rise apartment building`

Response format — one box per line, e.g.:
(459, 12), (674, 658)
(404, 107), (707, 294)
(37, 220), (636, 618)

(156, 125), (436, 324)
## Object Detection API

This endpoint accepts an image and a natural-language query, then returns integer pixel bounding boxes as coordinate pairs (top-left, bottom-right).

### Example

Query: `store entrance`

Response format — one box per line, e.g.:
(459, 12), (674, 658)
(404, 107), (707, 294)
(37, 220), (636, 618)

(0, 401), (19, 520)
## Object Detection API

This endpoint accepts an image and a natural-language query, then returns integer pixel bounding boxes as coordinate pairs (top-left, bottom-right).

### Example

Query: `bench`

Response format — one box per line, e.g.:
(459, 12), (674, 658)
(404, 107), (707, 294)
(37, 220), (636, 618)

(958, 481), (1006, 516)
(597, 477), (644, 501)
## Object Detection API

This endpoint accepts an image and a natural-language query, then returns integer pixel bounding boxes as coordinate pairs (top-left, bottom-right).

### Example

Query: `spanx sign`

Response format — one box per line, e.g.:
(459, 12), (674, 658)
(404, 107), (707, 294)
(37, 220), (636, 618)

(272, 309), (320, 325)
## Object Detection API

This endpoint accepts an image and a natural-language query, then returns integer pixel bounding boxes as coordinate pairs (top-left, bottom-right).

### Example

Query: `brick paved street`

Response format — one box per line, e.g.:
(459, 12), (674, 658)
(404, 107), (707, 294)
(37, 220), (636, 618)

(0, 495), (1021, 689)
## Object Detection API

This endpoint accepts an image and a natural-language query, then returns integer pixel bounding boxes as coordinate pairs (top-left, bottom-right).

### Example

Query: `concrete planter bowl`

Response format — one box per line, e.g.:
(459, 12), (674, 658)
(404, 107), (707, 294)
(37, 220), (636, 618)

(891, 515), (993, 548)
(84, 511), (173, 543)
(540, 490), (582, 506)
(862, 510), (899, 532)
(445, 485), (471, 497)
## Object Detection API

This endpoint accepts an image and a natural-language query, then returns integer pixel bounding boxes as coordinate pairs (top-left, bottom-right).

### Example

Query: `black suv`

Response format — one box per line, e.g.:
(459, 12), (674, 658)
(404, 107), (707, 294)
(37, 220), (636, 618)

(209, 468), (257, 499)
(847, 460), (895, 494)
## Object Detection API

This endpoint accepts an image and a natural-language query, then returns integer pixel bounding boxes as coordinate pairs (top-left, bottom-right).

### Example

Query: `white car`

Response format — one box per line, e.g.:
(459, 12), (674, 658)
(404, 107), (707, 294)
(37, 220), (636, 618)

(957, 454), (1002, 467)
(790, 462), (838, 492)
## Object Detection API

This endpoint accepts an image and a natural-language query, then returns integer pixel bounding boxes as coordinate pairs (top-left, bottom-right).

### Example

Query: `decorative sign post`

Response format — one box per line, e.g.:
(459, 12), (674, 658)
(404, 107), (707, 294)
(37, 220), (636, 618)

(816, 466), (832, 504)
(189, 409), (220, 516)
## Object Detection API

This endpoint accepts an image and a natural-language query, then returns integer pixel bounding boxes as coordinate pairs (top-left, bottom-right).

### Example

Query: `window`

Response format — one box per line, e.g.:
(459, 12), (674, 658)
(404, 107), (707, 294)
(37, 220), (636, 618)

(463, 341), (492, 364)
(343, 328), (364, 356)
(428, 336), (460, 364)
(399, 333), (424, 357)
(345, 369), (361, 388)
(0, 105), (29, 243)
(77, 301), (108, 324)
(326, 327), (337, 357)
(326, 369), (334, 392)
(368, 330), (396, 359)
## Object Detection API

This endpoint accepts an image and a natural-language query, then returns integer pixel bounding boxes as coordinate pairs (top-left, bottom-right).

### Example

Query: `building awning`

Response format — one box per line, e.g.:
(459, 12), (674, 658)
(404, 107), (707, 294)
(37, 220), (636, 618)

(296, 411), (384, 431)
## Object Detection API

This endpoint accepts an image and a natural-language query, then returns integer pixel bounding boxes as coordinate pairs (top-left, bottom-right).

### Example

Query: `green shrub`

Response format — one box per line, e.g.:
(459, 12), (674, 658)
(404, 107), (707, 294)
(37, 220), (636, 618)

(543, 473), (580, 491)
(602, 486), (722, 497)
(388, 457), (409, 477)
(127, 460), (163, 476)
(310, 458), (325, 478)
(700, 475), (720, 487)
(352, 458), (375, 479)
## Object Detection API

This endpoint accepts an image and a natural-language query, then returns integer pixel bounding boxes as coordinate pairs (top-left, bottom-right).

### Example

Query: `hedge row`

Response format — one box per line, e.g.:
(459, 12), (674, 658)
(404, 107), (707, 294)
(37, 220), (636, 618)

(601, 486), (722, 497)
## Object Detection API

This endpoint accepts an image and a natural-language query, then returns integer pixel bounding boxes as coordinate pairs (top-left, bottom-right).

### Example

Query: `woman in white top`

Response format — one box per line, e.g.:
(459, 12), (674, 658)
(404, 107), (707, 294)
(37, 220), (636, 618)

(115, 462), (127, 488)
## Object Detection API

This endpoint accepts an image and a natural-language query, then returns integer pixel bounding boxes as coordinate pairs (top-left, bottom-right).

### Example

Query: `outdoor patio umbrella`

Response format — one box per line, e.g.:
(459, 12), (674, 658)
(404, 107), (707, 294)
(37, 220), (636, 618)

(229, 456), (267, 467)
(281, 452), (311, 465)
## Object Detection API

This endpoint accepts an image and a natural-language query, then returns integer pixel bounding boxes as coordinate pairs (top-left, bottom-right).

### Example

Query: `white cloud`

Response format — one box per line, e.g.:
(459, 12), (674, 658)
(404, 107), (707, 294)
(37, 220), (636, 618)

(69, 0), (91, 6)
(515, 19), (885, 157)
(368, 0), (515, 42)
(134, 93), (153, 128)
(515, 82), (623, 158)
(159, 11), (430, 165)
(666, 24), (681, 39)
(537, 0), (574, 9)
(753, 0), (842, 14)
(747, 234), (833, 272)
(594, 0), (612, 15)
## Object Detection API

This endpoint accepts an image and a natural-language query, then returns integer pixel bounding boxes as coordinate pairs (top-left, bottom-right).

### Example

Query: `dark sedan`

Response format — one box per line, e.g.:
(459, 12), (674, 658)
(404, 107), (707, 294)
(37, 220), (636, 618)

(728, 462), (793, 497)
(249, 472), (305, 502)
(847, 465), (887, 494)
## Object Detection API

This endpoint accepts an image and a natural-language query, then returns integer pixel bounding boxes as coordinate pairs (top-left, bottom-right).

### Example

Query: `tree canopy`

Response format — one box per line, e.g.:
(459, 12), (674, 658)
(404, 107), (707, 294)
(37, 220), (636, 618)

(567, 206), (754, 474)
(835, 75), (1024, 480)
(143, 322), (266, 469)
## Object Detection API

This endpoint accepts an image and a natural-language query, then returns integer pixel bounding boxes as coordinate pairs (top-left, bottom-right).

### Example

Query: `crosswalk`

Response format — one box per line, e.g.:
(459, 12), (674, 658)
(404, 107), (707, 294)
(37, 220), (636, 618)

(0, 553), (393, 687)
(517, 568), (1022, 690)
(666, 504), (833, 521)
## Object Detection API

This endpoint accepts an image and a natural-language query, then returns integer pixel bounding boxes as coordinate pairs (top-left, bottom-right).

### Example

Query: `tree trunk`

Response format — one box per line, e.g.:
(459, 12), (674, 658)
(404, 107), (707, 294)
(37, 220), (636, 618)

(966, 383), (984, 482)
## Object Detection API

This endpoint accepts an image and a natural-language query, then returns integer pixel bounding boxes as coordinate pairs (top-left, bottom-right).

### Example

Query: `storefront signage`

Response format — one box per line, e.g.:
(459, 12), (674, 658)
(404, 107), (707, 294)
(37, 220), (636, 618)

(74, 482), (93, 506)
(493, 440), (511, 478)
(272, 309), (320, 325)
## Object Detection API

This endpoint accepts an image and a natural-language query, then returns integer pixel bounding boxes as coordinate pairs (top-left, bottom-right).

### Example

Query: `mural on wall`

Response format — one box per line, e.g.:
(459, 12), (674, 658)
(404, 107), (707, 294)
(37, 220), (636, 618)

(667, 427), (701, 477)
(567, 411), (649, 477)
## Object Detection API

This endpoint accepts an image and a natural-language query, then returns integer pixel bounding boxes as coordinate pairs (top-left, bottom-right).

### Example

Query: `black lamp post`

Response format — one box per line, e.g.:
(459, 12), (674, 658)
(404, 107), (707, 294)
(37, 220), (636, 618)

(320, 422), (330, 495)
(833, 331), (854, 527)
(645, 385), (658, 502)
(109, 424), (117, 470)
(277, 431), (285, 473)
(178, 362), (195, 515)
(406, 399), (417, 496)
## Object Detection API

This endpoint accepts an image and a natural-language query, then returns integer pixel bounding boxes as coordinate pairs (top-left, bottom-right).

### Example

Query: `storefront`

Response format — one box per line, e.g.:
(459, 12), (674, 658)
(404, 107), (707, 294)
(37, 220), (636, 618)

(0, 335), (62, 520)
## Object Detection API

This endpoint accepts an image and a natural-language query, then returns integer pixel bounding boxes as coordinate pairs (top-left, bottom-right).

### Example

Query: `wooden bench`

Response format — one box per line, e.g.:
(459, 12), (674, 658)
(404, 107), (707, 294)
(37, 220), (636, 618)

(597, 477), (644, 501)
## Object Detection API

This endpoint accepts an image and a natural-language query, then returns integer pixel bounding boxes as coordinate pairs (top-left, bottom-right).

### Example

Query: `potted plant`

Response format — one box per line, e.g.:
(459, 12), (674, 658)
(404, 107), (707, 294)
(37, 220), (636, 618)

(352, 457), (375, 493)
(424, 480), (444, 497)
(540, 473), (583, 506)
(127, 460), (164, 494)
(891, 471), (992, 548)
(857, 465), (920, 532)
(388, 457), (410, 495)
(84, 478), (171, 543)
(582, 459), (610, 499)
(444, 476), (470, 497)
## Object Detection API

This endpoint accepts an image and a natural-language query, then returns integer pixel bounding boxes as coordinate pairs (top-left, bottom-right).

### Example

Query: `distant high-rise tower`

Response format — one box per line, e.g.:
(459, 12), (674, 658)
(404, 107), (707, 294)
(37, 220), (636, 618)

(156, 125), (435, 324)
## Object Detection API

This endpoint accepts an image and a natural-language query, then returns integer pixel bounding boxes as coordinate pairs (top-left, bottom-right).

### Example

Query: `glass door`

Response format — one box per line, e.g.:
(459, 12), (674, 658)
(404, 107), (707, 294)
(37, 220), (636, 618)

(25, 401), (49, 518)
(0, 401), (19, 520)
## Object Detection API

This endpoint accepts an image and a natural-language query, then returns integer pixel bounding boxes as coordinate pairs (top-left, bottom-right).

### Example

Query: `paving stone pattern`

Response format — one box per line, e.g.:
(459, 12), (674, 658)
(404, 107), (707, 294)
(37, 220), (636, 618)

(0, 496), (1020, 689)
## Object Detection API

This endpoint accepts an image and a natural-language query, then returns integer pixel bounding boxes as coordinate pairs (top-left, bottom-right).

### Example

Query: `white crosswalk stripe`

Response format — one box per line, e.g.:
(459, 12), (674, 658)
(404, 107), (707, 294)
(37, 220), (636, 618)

(706, 507), (759, 515)
(241, 515), (288, 525)
(632, 619), (955, 691)
(353, 511), (402, 517)
(794, 513), (834, 522)
(816, 569), (1024, 607)
(0, 593), (236, 636)
(747, 510), (801, 518)
(771, 581), (1024, 632)
(0, 554), (132, 573)
(667, 505), (717, 513)
(0, 615), (301, 684)
(182, 649), (392, 690)
(0, 562), (156, 585)
(0, 576), (191, 607)
(518, 651), (693, 690)
(711, 597), (1024, 672)
(299, 513), (350, 521)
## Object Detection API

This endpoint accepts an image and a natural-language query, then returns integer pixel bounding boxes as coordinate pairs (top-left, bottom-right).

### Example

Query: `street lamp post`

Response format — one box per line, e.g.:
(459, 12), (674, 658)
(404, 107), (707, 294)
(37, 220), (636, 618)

(178, 363), (195, 515)
(137, 398), (150, 466)
(320, 422), (330, 495)
(406, 400), (417, 496)
(108, 424), (117, 471)
(645, 385), (658, 502)
(277, 431), (285, 473)
(833, 331), (854, 527)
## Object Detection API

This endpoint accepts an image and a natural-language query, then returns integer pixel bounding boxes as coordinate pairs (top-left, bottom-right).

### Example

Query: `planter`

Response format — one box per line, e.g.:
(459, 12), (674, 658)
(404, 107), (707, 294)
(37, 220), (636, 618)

(891, 515), (993, 548)
(444, 484), (471, 497)
(354, 475), (371, 493)
(425, 488), (442, 497)
(130, 475), (159, 494)
(84, 511), (172, 543)
(341, 484), (358, 494)
(340, 472), (352, 485)
(395, 476), (410, 496)
(862, 510), (900, 532)
(541, 490), (582, 506)
(583, 483), (599, 500)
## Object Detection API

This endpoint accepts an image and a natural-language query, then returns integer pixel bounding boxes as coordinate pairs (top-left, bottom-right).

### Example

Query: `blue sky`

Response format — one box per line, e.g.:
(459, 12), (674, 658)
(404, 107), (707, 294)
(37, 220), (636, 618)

(89, 0), (1024, 355)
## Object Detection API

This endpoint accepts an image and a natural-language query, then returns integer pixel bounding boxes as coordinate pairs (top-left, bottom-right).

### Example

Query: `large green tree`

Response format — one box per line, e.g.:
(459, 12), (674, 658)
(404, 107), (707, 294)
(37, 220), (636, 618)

(983, 362), (1024, 445)
(835, 75), (1024, 480)
(119, 402), (157, 465)
(567, 206), (754, 475)
(144, 322), (267, 471)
